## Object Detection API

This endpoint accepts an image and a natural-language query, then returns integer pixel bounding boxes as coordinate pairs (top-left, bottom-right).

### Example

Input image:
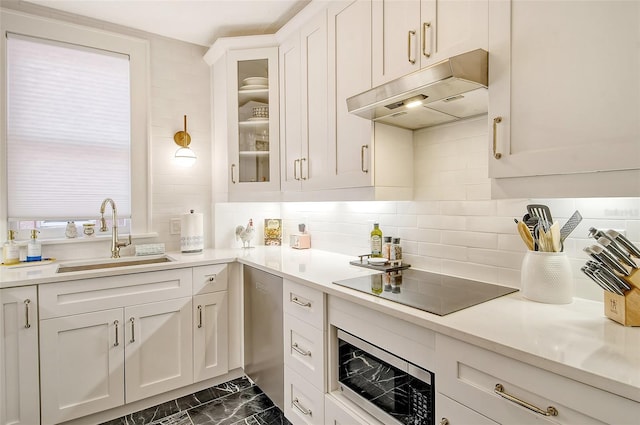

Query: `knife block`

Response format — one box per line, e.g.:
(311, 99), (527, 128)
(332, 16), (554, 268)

(603, 268), (640, 327)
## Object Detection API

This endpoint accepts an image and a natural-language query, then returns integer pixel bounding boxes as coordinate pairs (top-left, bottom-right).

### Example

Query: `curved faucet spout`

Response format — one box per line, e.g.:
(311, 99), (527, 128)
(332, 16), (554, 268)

(99, 198), (130, 258)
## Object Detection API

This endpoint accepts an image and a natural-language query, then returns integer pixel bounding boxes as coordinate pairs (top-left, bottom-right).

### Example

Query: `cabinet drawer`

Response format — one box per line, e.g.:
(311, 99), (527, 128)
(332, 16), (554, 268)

(283, 279), (324, 330)
(324, 392), (383, 425)
(436, 392), (497, 425)
(284, 366), (325, 425)
(192, 263), (228, 294)
(436, 334), (637, 424)
(39, 268), (192, 319)
(284, 313), (325, 391)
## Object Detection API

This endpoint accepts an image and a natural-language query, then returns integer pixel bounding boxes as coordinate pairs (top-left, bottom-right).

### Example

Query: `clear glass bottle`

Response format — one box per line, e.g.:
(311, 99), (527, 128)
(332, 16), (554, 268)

(26, 229), (41, 262)
(2, 230), (20, 265)
(370, 223), (383, 257)
(390, 237), (402, 262)
(382, 236), (392, 260)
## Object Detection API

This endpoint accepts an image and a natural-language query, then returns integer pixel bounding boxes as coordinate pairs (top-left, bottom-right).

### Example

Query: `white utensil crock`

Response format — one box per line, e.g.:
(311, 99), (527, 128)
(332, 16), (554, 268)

(521, 251), (573, 304)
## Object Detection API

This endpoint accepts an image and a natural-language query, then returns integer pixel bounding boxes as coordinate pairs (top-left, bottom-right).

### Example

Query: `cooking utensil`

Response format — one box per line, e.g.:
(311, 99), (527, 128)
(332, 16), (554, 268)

(581, 266), (618, 294)
(590, 261), (632, 291)
(593, 269), (626, 295)
(597, 236), (638, 269)
(549, 222), (561, 252)
(517, 220), (534, 250)
(559, 210), (582, 242)
(605, 229), (640, 258)
(527, 204), (553, 225)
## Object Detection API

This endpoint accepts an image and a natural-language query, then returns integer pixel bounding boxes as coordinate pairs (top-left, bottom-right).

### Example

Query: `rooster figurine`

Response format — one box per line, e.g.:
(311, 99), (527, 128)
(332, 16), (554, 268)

(235, 219), (255, 248)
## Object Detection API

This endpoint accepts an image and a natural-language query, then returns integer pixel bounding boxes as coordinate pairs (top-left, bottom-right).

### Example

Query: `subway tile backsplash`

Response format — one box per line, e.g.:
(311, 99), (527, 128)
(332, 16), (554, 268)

(215, 117), (640, 302)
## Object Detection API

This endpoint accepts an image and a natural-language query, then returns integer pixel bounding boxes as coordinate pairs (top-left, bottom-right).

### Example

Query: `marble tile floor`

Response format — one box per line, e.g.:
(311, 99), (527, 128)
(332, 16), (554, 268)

(101, 376), (291, 425)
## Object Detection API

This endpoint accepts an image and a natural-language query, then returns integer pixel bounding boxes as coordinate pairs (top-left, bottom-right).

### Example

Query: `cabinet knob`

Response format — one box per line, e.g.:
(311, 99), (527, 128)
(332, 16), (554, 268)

(439, 419), (450, 425)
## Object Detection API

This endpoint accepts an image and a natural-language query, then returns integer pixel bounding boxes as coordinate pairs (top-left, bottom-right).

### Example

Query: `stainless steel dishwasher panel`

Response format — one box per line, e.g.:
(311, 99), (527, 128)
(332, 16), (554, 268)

(243, 265), (283, 410)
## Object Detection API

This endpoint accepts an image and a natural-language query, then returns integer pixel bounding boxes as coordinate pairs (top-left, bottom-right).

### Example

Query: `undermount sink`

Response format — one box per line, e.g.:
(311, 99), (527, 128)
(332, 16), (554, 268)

(56, 255), (174, 273)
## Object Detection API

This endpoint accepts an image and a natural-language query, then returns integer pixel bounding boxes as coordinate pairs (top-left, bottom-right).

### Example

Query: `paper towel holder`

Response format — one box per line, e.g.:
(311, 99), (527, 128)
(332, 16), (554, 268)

(174, 115), (197, 167)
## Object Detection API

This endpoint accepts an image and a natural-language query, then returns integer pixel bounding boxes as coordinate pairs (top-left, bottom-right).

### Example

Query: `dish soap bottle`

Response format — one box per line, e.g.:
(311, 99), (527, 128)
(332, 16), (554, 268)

(370, 223), (383, 257)
(2, 230), (20, 265)
(27, 230), (42, 262)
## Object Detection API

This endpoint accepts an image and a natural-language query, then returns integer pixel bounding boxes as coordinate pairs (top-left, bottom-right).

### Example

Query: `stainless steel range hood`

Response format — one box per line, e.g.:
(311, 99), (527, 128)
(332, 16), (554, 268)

(347, 49), (488, 130)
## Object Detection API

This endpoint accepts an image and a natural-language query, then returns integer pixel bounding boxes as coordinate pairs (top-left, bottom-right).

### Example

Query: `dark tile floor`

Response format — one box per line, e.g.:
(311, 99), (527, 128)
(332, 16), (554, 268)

(101, 376), (291, 425)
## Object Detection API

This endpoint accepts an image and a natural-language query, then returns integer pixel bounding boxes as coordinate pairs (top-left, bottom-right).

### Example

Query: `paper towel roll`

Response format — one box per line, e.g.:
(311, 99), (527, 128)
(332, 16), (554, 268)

(181, 210), (204, 253)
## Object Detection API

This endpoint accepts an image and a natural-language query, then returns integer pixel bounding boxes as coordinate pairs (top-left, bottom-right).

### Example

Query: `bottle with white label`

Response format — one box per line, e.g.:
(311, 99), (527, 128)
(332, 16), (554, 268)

(370, 223), (383, 258)
(27, 229), (42, 262)
(2, 230), (20, 265)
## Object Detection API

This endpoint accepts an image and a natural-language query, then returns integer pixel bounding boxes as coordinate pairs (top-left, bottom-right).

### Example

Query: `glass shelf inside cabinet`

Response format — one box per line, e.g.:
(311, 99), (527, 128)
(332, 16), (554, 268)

(237, 58), (270, 184)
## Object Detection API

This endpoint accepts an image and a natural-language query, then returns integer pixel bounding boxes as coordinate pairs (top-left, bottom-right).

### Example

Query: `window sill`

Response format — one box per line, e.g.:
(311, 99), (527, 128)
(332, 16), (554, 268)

(15, 232), (160, 246)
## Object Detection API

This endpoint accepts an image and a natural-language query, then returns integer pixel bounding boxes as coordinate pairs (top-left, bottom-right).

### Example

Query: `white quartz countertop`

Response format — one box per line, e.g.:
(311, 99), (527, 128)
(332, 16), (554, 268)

(1, 246), (639, 403)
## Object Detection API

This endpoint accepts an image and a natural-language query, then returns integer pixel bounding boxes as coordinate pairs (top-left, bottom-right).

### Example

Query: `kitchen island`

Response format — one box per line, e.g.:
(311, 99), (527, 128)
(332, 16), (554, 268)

(1, 246), (638, 424)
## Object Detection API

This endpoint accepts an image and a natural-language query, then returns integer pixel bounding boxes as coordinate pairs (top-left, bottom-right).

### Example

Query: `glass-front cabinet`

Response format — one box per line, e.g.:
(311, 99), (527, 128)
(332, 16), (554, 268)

(227, 47), (280, 193)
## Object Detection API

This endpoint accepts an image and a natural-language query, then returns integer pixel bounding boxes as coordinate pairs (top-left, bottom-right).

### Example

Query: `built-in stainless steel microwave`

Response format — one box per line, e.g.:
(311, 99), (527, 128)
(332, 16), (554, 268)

(336, 329), (435, 425)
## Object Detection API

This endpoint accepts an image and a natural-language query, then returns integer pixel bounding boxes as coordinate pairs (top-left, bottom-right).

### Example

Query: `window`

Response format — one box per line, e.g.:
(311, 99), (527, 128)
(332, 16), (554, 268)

(1, 10), (150, 239)
(7, 34), (131, 220)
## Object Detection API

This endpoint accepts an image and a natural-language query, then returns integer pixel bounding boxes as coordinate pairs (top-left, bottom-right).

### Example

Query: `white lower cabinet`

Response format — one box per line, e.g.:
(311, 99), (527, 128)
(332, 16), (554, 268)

(40, 297), (193, 424)
(1, 286), (40, 425)
(38, 268), (198, 424)
(284, 366), (324, 425)
(40, 308), (125, 425)
(193, 291), (228, 382)
(436, 334), (638, 425)
(283, 280), (325, 425)
(436, 392), (497, 425)
(124, 297), (193, 402)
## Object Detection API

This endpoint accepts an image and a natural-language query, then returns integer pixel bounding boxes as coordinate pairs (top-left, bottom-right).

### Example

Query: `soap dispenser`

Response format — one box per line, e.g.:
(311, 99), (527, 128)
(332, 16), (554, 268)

(27, 230), (42, 262)
(2, 230), (20, 265)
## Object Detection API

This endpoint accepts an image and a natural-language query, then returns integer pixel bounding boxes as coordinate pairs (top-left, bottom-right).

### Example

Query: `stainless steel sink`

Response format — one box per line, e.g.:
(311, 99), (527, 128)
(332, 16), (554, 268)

(56, 256), (174, 273)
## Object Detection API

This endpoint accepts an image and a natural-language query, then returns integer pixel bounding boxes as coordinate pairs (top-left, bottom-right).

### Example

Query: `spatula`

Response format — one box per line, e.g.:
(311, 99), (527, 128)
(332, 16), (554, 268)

(527, 204), (553, 225)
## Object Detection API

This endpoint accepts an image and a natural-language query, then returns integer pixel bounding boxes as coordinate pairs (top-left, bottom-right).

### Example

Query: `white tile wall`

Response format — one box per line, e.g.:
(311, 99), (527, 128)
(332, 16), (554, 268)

(215, 116), (640, 302)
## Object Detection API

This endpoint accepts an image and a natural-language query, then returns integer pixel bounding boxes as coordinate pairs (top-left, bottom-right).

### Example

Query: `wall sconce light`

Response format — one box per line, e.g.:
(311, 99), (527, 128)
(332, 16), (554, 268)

(174, 115), (196, 167)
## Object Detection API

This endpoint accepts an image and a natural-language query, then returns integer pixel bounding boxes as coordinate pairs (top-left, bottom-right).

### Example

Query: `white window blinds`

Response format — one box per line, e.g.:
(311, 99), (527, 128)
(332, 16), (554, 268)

(7, 33), (131, 220)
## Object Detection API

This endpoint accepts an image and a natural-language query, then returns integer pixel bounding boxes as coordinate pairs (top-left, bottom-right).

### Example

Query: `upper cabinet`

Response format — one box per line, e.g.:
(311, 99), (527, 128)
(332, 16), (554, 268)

(488, 0), (640, 198)
(280, 10), (332, 193)
(372, 0), (488, 86)
(226, 47), (280, 195)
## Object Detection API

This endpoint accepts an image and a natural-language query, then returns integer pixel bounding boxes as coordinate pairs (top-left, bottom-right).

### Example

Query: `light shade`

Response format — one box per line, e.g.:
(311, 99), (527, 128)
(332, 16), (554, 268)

(174, 146), (196, 167)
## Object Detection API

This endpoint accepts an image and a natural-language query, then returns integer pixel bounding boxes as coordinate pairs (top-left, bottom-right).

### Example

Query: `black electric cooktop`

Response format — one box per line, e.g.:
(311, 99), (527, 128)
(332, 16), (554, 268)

(333, 268), (518, 316)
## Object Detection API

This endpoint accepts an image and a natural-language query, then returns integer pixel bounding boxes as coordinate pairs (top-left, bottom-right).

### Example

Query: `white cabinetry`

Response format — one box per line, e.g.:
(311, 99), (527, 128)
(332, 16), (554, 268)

(283, 280), (326, 424)
(372, 0), (488, 86)
(192, 264), (229, 382)
(227, 47), (280, 194)
(328, 0), (373, 190)
(38, 269), (193, 424)
(488, 0), (640, 198)
(436, 392), (497, 425)
(436, 334), (638, 424)
(280, 10), (331, 193)
(1, 286), (39, 425)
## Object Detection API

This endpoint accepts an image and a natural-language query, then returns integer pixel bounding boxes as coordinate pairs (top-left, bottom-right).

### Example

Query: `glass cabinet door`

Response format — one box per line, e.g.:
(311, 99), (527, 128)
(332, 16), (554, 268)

(227, 48), (280, 192)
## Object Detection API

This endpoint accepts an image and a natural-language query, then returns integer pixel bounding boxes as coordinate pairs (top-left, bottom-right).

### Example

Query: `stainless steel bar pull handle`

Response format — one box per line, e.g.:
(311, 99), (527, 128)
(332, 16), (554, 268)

(300, 157), (307, 180)
(292, 398), (312, 416)
(292, 342), (312, 357)
(291, 296), (311, 308)
(492, 117), (503, 159)
(294, 159), (300, 180)
(231, 164), (237, 184)
(197, 305), (203, 329)
(361, 145), (369, 173)
(114, 320), (119, 347)
(408, 30), (416, 64)
(494, 384), (558, 417)
(24, 299), (31, 329)
(129, 317), (135, 343)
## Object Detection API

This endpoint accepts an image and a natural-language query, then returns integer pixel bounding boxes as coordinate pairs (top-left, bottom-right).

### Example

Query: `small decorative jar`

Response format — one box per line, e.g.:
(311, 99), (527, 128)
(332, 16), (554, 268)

(83, 223), (95, 237)
(65, 221), (78, 238)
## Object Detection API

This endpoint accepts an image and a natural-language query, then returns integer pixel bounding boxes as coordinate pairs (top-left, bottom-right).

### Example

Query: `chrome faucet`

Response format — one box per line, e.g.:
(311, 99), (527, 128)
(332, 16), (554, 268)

(99, 198), (131, 258)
